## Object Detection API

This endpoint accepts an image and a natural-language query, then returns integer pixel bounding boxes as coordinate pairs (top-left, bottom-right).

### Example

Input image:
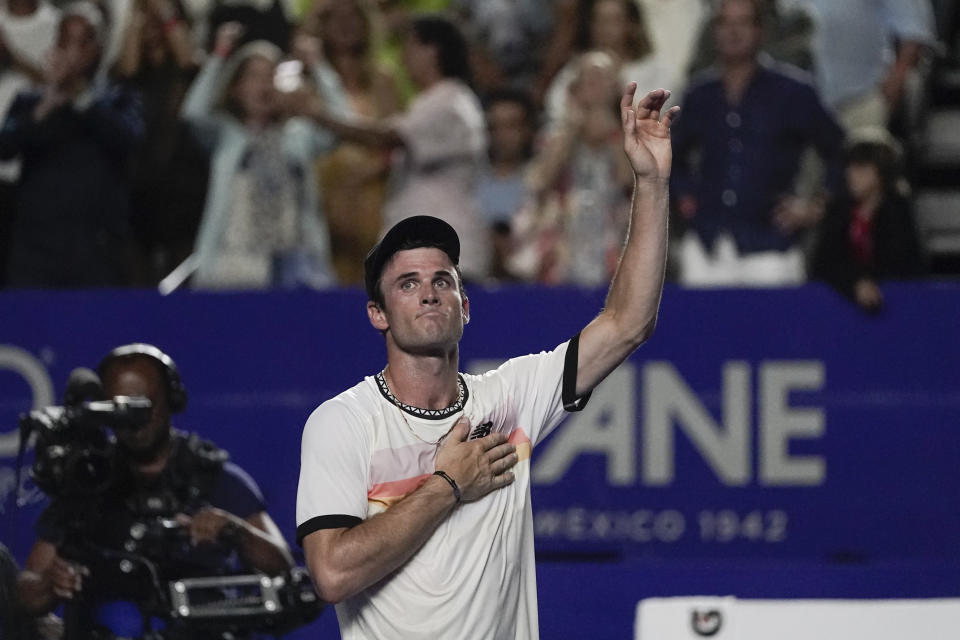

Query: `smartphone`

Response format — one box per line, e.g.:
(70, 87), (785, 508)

(274, 60), (304, 93)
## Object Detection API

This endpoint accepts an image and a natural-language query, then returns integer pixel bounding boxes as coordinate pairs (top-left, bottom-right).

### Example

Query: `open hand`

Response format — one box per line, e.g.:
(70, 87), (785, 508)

(434, 418), (517, 503)
(620, 84), (680, 180)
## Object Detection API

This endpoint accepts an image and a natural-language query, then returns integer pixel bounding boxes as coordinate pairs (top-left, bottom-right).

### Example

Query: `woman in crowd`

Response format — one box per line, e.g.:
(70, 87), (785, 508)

(543, 0), (668, 127)
(305, 0), (402, 285)
(511, 50), (633, 285)
(180, 21), (349, 289)
(307, 13), (491, 280)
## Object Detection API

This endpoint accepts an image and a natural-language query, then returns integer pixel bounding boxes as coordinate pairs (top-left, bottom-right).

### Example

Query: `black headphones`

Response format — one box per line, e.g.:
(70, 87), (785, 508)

(98, 343), (188, 413)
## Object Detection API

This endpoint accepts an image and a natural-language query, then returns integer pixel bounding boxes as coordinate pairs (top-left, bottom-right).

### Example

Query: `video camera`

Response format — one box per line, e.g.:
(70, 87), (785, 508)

(16, 366), (326, 639)
(18, 367), (152, 499)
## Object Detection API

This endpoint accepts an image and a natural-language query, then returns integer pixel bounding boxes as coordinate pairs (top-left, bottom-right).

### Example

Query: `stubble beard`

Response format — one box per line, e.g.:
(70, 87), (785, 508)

(393, 314), (464, 357)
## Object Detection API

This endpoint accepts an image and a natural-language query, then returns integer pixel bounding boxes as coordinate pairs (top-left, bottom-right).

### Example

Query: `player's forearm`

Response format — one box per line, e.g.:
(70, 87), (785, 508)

(605, 177), (669, 340)
(306, 476), (457, 603)
(575, 177), (668, 395)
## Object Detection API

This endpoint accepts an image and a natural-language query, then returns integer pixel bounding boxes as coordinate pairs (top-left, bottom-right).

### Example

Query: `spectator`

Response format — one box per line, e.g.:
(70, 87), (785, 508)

(366, 0), (450, 105)
(478, 88), (537, 279)
(181, 22), (348, 290)
(511, 51), (632, 286)
(306, 0), (402, 285)
(114, 0), (208, 285)
(452, 0), (554, 95)
(16, 343), (293, 638)
(310, 14), (492, 280)
(543, 0), (670, 128)
(670, 0), (844, 287)
(811, 128), (925, 312)
(0, 1), (144, 288)
(688, 0), (816, 76)
(0, 0), (61, 286)
(789, 0), (938, 132)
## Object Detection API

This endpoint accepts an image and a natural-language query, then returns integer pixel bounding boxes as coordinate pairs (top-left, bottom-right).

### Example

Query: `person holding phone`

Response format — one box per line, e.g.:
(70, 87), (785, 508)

(180, 22), (349, 290)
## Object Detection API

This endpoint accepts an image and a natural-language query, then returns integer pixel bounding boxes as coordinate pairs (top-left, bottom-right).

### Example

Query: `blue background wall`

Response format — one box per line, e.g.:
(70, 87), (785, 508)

(2, 283), (958, 637)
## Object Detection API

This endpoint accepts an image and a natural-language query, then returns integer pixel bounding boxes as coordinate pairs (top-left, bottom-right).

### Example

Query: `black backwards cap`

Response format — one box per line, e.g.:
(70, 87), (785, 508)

(364, 216), (460, 301)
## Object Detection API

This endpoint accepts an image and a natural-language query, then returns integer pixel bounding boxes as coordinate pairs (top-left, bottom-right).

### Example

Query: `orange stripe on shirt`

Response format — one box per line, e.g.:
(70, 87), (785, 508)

(509, 428), (532, 461)
(368, 473), (431, 505)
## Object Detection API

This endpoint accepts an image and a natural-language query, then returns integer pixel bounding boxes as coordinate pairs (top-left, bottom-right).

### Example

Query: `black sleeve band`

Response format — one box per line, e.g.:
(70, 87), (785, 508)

(296, 514), (362, 546)
(562, 332), (592, 412)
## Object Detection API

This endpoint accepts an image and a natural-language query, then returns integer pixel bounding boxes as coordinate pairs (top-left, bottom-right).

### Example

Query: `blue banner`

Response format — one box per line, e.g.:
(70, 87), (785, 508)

(2, 284), (958, 614)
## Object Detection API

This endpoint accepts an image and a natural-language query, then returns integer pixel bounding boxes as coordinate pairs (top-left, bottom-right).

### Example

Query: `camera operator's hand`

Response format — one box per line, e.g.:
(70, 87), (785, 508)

(176, 507), (240, 545)
(49, 556), (89, 600)
(434, 418), (518, 503)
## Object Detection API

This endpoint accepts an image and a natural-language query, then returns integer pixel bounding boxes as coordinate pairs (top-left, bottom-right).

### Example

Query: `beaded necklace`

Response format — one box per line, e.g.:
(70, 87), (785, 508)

(377, 368), (464, 446)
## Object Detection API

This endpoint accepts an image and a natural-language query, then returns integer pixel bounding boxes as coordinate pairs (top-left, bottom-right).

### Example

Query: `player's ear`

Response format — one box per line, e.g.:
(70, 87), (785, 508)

(461, 294), (470, 325)
(368, 300), (389, 332)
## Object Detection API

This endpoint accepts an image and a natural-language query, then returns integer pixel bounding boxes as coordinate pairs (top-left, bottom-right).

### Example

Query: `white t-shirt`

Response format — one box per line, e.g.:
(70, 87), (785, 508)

(0, 0), (60, 181)
(0, 0), (59, 68)
(296, 338), (588, 640)
(384, 79), (491, 280)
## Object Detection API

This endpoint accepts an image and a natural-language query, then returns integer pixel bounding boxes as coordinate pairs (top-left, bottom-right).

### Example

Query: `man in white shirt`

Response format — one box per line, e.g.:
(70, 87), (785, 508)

(296, 83), (679, 640)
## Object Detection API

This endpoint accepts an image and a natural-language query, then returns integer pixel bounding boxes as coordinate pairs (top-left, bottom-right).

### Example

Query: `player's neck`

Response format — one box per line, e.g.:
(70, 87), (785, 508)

(383, 350), (460, 411)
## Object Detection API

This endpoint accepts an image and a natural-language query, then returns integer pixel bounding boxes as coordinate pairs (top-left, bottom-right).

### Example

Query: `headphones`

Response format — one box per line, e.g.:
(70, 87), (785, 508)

(98, 343), (188, 413)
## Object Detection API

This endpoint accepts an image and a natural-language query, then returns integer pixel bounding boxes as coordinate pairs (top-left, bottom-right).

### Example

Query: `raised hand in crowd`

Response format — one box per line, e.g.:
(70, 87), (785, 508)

(32, 19), (99, 121)
(116, 0), (196, 77)
(212, 20), (244, 59)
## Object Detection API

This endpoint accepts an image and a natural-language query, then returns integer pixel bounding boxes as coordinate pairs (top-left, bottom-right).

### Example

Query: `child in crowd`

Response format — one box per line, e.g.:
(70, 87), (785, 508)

(811, 128), (925, 311)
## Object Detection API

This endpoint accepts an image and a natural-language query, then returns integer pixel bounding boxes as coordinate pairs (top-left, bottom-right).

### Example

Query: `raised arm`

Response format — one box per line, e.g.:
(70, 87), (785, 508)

(575, 84), (679, 396)
(181, 22), (243, 141)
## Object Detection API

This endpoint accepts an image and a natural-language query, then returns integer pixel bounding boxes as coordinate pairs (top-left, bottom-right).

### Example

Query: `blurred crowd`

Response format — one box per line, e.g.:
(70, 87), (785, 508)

(0, 0), (953, 310)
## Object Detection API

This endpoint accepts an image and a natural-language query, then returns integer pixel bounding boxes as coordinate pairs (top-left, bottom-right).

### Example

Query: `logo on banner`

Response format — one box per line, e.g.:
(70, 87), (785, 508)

(691, 609), (723, 636)
(0, 345), (54, 511)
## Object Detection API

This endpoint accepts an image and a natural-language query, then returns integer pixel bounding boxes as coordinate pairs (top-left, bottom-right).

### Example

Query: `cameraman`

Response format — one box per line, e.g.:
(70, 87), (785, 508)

(16, 344), (293, 637)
